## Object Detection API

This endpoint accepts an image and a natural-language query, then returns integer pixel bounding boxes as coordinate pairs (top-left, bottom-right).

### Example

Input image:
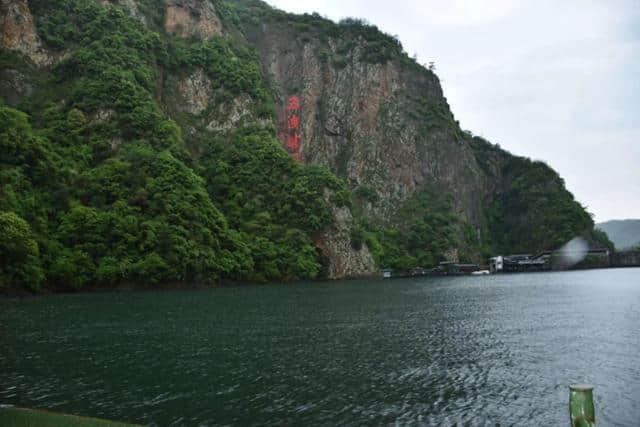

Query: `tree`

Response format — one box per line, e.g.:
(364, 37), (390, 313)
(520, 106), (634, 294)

(0, 211), (44, 289)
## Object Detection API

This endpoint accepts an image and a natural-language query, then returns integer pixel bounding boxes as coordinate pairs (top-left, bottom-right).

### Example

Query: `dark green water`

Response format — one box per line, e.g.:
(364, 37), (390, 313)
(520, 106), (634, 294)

(1, 268), (639, 426)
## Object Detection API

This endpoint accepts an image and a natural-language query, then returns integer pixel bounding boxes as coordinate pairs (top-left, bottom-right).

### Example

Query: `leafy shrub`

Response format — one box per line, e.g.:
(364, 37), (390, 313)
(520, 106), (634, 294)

(0, 211), (44, 289)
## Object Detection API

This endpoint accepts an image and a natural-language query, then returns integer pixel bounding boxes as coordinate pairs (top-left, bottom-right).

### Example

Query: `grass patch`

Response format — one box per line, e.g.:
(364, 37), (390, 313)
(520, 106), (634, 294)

(0, 406), (139, 427)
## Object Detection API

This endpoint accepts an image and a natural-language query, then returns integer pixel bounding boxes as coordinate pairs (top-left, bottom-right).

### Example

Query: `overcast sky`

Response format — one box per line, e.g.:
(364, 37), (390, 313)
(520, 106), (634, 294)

(265, 0), (639, 222)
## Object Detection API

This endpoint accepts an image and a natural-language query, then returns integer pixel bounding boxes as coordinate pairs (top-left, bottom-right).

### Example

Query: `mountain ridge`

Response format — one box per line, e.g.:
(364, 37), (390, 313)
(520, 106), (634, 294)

(596, 220), (640, 250)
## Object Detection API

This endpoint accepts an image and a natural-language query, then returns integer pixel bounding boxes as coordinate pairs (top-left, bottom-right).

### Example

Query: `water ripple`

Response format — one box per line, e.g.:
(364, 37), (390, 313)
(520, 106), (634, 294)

(1, 268), (639, 425)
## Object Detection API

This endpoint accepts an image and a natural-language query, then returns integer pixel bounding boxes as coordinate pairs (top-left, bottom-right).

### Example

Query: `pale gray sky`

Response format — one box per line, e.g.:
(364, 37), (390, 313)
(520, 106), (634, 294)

(265, 0), (640, 222)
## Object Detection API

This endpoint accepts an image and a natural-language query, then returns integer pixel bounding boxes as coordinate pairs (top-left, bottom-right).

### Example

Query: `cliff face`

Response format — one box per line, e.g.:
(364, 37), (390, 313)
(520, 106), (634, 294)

(0, 0), (51, 66)
(234, 8), (509, 266)
(165, 0), (223, 39)
(0, 0), (603, 289)
(248, 24), (487, 223)
(232, 5), (604, 263)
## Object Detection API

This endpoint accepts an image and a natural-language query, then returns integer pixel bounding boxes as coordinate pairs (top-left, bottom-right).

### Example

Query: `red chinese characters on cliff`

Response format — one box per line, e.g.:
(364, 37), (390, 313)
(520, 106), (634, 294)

(280, 95), (302, 161)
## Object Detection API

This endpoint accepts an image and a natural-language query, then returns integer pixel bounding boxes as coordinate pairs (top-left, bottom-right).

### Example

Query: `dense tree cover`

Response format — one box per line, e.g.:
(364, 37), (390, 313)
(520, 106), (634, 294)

(356, 188), (482, 269)
(0, 0), (347, 290)
(0, 211), (43, 289)
(167, 36), (274, 116)
(486, 157), (610, 254)
(224, 0), (407, 66)
(590, 228), (615, 252)
(0, 107), (55, 289)
(198, 128), (349, 281)
(467, 136), (613, 256)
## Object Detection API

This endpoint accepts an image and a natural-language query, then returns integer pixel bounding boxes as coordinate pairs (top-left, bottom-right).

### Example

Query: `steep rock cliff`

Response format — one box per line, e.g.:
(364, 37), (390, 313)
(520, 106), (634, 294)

(248, 24), (486, 223)
(224, 1), (604, 264)
(165, 0), (223, 39)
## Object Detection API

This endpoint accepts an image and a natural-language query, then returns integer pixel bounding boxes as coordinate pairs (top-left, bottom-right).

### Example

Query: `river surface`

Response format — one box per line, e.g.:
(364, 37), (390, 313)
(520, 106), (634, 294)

(1, 268), (639, 426)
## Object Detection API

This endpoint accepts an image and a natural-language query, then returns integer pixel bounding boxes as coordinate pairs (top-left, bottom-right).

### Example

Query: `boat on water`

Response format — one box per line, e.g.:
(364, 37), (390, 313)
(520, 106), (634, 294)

(471, 270), (490, 275)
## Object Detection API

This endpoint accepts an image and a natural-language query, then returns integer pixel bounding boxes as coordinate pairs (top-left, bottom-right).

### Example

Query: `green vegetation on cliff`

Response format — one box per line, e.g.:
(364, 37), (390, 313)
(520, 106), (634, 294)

(226, 0), (407, 66)
(0, 0), (346, 290)
(471, 136), (613, 255)
(353, 187), (484, 269)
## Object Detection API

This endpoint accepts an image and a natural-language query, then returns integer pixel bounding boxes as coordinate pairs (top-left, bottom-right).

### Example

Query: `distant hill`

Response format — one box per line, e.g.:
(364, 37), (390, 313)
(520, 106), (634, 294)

(596, 220), (640, 250)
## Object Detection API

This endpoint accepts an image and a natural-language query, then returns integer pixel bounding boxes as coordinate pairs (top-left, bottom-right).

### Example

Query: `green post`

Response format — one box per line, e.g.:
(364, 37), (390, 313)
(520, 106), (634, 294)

(569, 384), (595, 426)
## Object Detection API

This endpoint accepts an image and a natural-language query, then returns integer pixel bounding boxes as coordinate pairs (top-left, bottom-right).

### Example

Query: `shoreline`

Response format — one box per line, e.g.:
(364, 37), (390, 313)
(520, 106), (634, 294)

(2, 266), (637, 298)
(0, 274), (383, 298)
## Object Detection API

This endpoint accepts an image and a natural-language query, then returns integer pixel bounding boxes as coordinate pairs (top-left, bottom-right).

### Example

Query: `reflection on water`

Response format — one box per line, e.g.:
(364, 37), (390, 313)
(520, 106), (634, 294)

(1, 268), (639, 425)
